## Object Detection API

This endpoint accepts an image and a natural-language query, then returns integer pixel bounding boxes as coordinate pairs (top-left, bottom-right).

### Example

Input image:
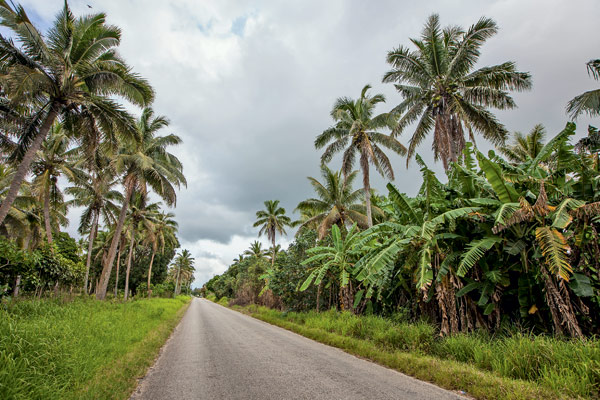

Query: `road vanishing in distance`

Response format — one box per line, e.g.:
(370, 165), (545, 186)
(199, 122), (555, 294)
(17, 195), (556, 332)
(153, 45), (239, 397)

(131, 298), (466, 400)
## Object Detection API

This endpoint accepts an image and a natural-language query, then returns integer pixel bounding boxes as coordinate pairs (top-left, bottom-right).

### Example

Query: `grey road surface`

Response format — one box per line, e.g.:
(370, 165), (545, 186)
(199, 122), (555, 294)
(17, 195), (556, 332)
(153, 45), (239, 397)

(131, 298), (466, 400)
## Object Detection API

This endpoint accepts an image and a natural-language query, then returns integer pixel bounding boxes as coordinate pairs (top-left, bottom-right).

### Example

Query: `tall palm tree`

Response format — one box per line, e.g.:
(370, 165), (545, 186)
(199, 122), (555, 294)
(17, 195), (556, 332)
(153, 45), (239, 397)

(498, 124), (546, 163)
(295, 165), (369, 239)
(144, 211), (178, 297)
(30, 122), (79, 244)
(253, 200), (291, 266)
(96, 108), (186, 300)
(66, 166), (122, 294)
(567, 59), (600, 119)
(383, 14), (532, 169)
(315, 85), (406, 227)
(0, 2), (154, 226)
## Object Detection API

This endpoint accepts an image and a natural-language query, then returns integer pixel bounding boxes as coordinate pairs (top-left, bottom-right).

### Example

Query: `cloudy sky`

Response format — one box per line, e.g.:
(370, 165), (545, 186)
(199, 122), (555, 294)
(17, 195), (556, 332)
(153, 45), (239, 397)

(18, 0), (600, 286)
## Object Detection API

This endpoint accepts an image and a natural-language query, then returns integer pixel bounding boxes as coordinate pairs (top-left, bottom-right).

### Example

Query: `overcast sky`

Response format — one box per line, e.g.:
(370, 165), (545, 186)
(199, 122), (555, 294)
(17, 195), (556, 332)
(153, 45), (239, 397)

(18, 0), (600, 287)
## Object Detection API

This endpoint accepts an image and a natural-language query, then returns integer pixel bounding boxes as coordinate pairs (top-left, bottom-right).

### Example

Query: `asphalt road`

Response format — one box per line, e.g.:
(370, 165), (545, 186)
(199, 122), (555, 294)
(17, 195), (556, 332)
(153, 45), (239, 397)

(131, 298), (466, 400)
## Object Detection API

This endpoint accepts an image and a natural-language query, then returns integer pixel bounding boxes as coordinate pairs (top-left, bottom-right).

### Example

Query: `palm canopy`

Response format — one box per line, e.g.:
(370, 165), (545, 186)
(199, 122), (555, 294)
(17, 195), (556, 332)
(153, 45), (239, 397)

(498, 124), (546, 164)
(0, 1), (154, 225)
(295, 165), (371, 239)
(383, 14), (532, 169)
(315, 84), (406, 227)
(567, 59), (600, 119)
(244, 241), (268, 259)
(253, 199), (291, 246)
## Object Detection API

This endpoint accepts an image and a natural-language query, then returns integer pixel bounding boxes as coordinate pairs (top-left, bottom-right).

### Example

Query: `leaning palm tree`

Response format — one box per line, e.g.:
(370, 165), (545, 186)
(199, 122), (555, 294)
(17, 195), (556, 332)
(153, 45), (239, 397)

(96, 108), (186, 300)
(567, 59), (600, 119)
(66, 166), (122, 294)
(253, 200), (292, 266)
(0, 2), (154, 226)
(383, 14), (532, 169)
(30, 122), (80, 244)
(295, 165), (369, 239)
(498, 124), (546, 163)
(315, 84), (406, 227)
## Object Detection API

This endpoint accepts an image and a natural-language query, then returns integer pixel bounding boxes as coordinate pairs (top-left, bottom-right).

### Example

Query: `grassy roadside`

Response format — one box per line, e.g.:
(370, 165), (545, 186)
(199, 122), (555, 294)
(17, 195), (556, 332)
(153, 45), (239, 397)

(0, 296), (191, 400)
(215, 301), (598, 400)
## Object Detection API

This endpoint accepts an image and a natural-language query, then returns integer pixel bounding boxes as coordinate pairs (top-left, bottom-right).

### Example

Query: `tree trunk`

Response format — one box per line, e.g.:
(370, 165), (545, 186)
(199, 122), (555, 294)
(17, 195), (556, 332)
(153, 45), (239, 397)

(114, 246), (121, 298)
(316, 282), (322, 312)
(271, 237), (276, 267)
(361, 155), (373, 228)
(96, 180), (134, 300)
(174, 263), (181, 298)
(0, 104), (59, 226)
(147, 250), (155, 298)
(123, 230), (135, 301)
(83, 211), (99, 294)
(13, 275), (21, 298)
(43, 184), (53, 244)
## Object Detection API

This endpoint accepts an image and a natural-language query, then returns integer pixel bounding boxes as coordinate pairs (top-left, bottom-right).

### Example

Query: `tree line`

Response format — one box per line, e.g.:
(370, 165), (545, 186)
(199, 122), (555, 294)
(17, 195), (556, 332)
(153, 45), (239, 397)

(0, 2), (195, 299)
(205, 15), (600, 337)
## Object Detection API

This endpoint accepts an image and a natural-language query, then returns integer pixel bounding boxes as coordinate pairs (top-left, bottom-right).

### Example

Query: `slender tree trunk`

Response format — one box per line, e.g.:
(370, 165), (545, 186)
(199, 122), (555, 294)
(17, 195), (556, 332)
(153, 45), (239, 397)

(83, 211), (99, 294)
(13, 275), (21, 298)
(114, 246), (121, 297)
(147, 250), (155, 298)
(124, 231), (135, 301)
(316, 282), (322, 312)
(271, 237), (276, 267)
(0, 104), (59, 226)
(96, 180), (134, 300)
(362, 158), (373, 227)
(43, 184), (53, 244)
(174, 264), (181, 298)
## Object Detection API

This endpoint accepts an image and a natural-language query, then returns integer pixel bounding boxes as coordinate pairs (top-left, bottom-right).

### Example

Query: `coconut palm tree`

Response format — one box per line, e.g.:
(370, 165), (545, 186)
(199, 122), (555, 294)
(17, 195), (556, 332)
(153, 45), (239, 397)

(122, 194), (160, 301)
(0, 2), (154, 226)
(295, 165), (370, 239)
(315, 84), (406, 227)
(96, 108), (186, 300)
(498, 124), (546, 163)
(30, 122), (80, 244)
(145, 211), (178, 297)
(383, 14), (532, 169)
(243, 241), (268, 260)
(171, 249), (195, 296)
(253, 200), (292, 266)
(567, 59), (600, 119)
(66, 165), (122, 294)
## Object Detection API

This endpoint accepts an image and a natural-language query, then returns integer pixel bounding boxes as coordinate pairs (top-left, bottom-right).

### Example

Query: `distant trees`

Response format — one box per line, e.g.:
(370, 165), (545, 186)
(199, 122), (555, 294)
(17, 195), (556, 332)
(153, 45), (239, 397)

(254, 200), (292, 266)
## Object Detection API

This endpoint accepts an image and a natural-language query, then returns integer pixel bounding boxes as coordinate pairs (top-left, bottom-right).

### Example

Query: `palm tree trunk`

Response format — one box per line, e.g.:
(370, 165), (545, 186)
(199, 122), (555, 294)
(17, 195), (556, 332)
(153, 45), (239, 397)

(83, 211), (99, 294)
(114, 246), (121, 297)
(361, 157), (373, 227)
(124, 231), (135, 301)
(0, 104), (59, 226)
(174, 264), (181, 297)
(43, 184), (53, 244)
(271, 237), (276, 267)
(147, 250), (156, 298)
(96, 180), (134, 300)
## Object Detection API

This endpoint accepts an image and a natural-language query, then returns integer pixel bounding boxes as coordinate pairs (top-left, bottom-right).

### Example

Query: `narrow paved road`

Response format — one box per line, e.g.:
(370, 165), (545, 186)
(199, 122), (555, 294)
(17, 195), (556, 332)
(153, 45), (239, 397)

(132, 298), (466, 400)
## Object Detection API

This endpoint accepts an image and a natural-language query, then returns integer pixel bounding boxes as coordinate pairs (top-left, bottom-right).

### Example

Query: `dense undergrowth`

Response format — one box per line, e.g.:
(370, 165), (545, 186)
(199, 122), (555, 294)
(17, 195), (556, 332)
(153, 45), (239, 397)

(230, 304), (600, 399)
(0, 296), (190, 400)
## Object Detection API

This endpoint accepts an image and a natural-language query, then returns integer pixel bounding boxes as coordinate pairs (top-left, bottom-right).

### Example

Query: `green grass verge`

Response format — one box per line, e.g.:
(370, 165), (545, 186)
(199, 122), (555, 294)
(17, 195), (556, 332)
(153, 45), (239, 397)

(0, 296), (191, 400)
(227, 305), (599, 400)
